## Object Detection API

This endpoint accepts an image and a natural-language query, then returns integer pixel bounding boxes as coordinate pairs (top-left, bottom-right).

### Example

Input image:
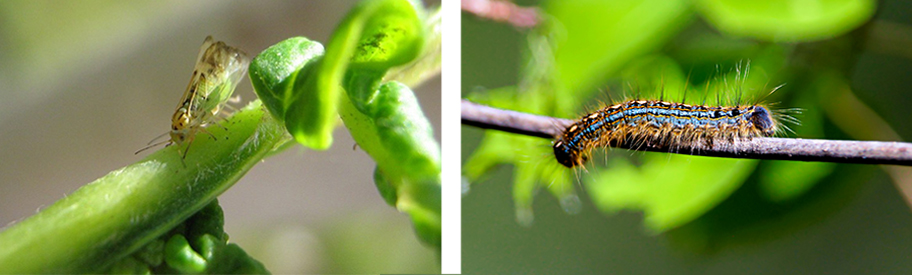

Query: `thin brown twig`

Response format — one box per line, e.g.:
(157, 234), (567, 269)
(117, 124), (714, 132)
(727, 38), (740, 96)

(462, 100), (912, 166)
(461, 0), (540, 28)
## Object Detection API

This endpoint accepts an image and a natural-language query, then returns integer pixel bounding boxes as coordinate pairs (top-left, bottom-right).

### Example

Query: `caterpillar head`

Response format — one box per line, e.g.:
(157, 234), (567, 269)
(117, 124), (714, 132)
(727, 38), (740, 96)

(749, 106), (776, 136)
(553, 140), (583, 168)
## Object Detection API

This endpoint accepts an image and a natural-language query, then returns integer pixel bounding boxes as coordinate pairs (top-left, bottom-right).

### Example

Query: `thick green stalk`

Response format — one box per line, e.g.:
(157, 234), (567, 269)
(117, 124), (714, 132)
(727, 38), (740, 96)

(0, 100), (289, 273)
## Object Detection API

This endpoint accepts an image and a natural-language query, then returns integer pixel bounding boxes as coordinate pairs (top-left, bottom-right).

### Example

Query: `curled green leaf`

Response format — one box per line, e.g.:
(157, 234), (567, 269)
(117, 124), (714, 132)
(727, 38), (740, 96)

(348, 0), (424, 72)
(248, 0), (438, 249)
(249, 0), (424, 152)
(340, 82), (440, 247)
(327, 0), (438, 248)
(248, 37), (328, 149)
(165, 235), (207, 273)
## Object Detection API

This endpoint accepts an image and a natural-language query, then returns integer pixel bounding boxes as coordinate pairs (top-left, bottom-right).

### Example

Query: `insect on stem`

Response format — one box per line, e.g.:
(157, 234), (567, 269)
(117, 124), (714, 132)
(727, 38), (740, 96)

(135, 36), (250, 162)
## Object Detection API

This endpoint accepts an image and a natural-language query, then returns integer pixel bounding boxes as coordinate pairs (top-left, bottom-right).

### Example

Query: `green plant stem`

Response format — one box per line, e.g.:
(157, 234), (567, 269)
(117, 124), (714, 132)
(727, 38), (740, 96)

(0, 100), (290, 273)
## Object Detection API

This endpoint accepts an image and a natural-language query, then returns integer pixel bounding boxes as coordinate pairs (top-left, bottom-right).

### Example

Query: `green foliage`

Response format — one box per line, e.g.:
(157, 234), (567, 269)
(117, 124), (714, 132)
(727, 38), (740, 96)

(695, 0), (876, 42)
(341, 82), (441, 247)
(248, 37), (326, 149)
(164, 235), (209, 273)
(333, 0), (441, 248)
(464, 0), (875, 237)
(249, 0), (440, 248)
(588, 155), (757, 231)
(251, 0), (427, 151)
(107, 200), (267, 273)
(545, 0), (692, 105)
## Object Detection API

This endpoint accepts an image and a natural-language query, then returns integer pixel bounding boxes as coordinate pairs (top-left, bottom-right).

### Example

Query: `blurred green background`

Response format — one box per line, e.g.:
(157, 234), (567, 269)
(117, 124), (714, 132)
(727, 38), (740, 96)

(463, 0), (912, 273)
(0, 1), (439, 273)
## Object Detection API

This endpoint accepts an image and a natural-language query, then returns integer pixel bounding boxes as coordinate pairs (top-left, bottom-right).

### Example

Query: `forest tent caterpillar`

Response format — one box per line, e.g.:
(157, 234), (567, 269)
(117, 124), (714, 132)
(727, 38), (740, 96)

(552, 97), (793, 168)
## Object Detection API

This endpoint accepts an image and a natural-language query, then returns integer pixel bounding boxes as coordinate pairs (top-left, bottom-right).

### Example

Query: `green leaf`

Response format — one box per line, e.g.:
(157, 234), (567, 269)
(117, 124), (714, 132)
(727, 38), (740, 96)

(184, 198), (228, 243)
(300, 0), (423, 150)
(695, 0), (876, 42)
(248, 37), (327, 149)
(249, 0), (437, 249)
(0, 101), (289, 273)
(206, 242), (269, 274)
(545, 0), (691, 96)
(348, 0), (423, 72)
(249, 0), (425, 152)
(165, 235), (207, 273)
(385, 6), (441, 88)
(106, 199), (268, 273)
(618, 54), (689, 97)
(330, 0), (438, 247)
(343, 82), (438, 180)
(587, 155), (758, 232)
(341, 0), (425, 107)
(340, 82), (440, 247)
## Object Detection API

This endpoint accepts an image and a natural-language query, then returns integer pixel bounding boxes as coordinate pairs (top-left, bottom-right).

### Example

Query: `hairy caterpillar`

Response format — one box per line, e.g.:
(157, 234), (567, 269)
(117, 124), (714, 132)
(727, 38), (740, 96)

(552, 96), (794, 168)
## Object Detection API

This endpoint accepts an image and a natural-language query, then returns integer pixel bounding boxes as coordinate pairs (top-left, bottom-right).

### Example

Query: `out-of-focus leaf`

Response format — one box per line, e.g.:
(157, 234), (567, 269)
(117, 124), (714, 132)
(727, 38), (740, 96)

(695, 0), (876, 42)
(335, 0), (438, 247)
(545, 0), (691, 97)
(588, 154), (758, 231)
